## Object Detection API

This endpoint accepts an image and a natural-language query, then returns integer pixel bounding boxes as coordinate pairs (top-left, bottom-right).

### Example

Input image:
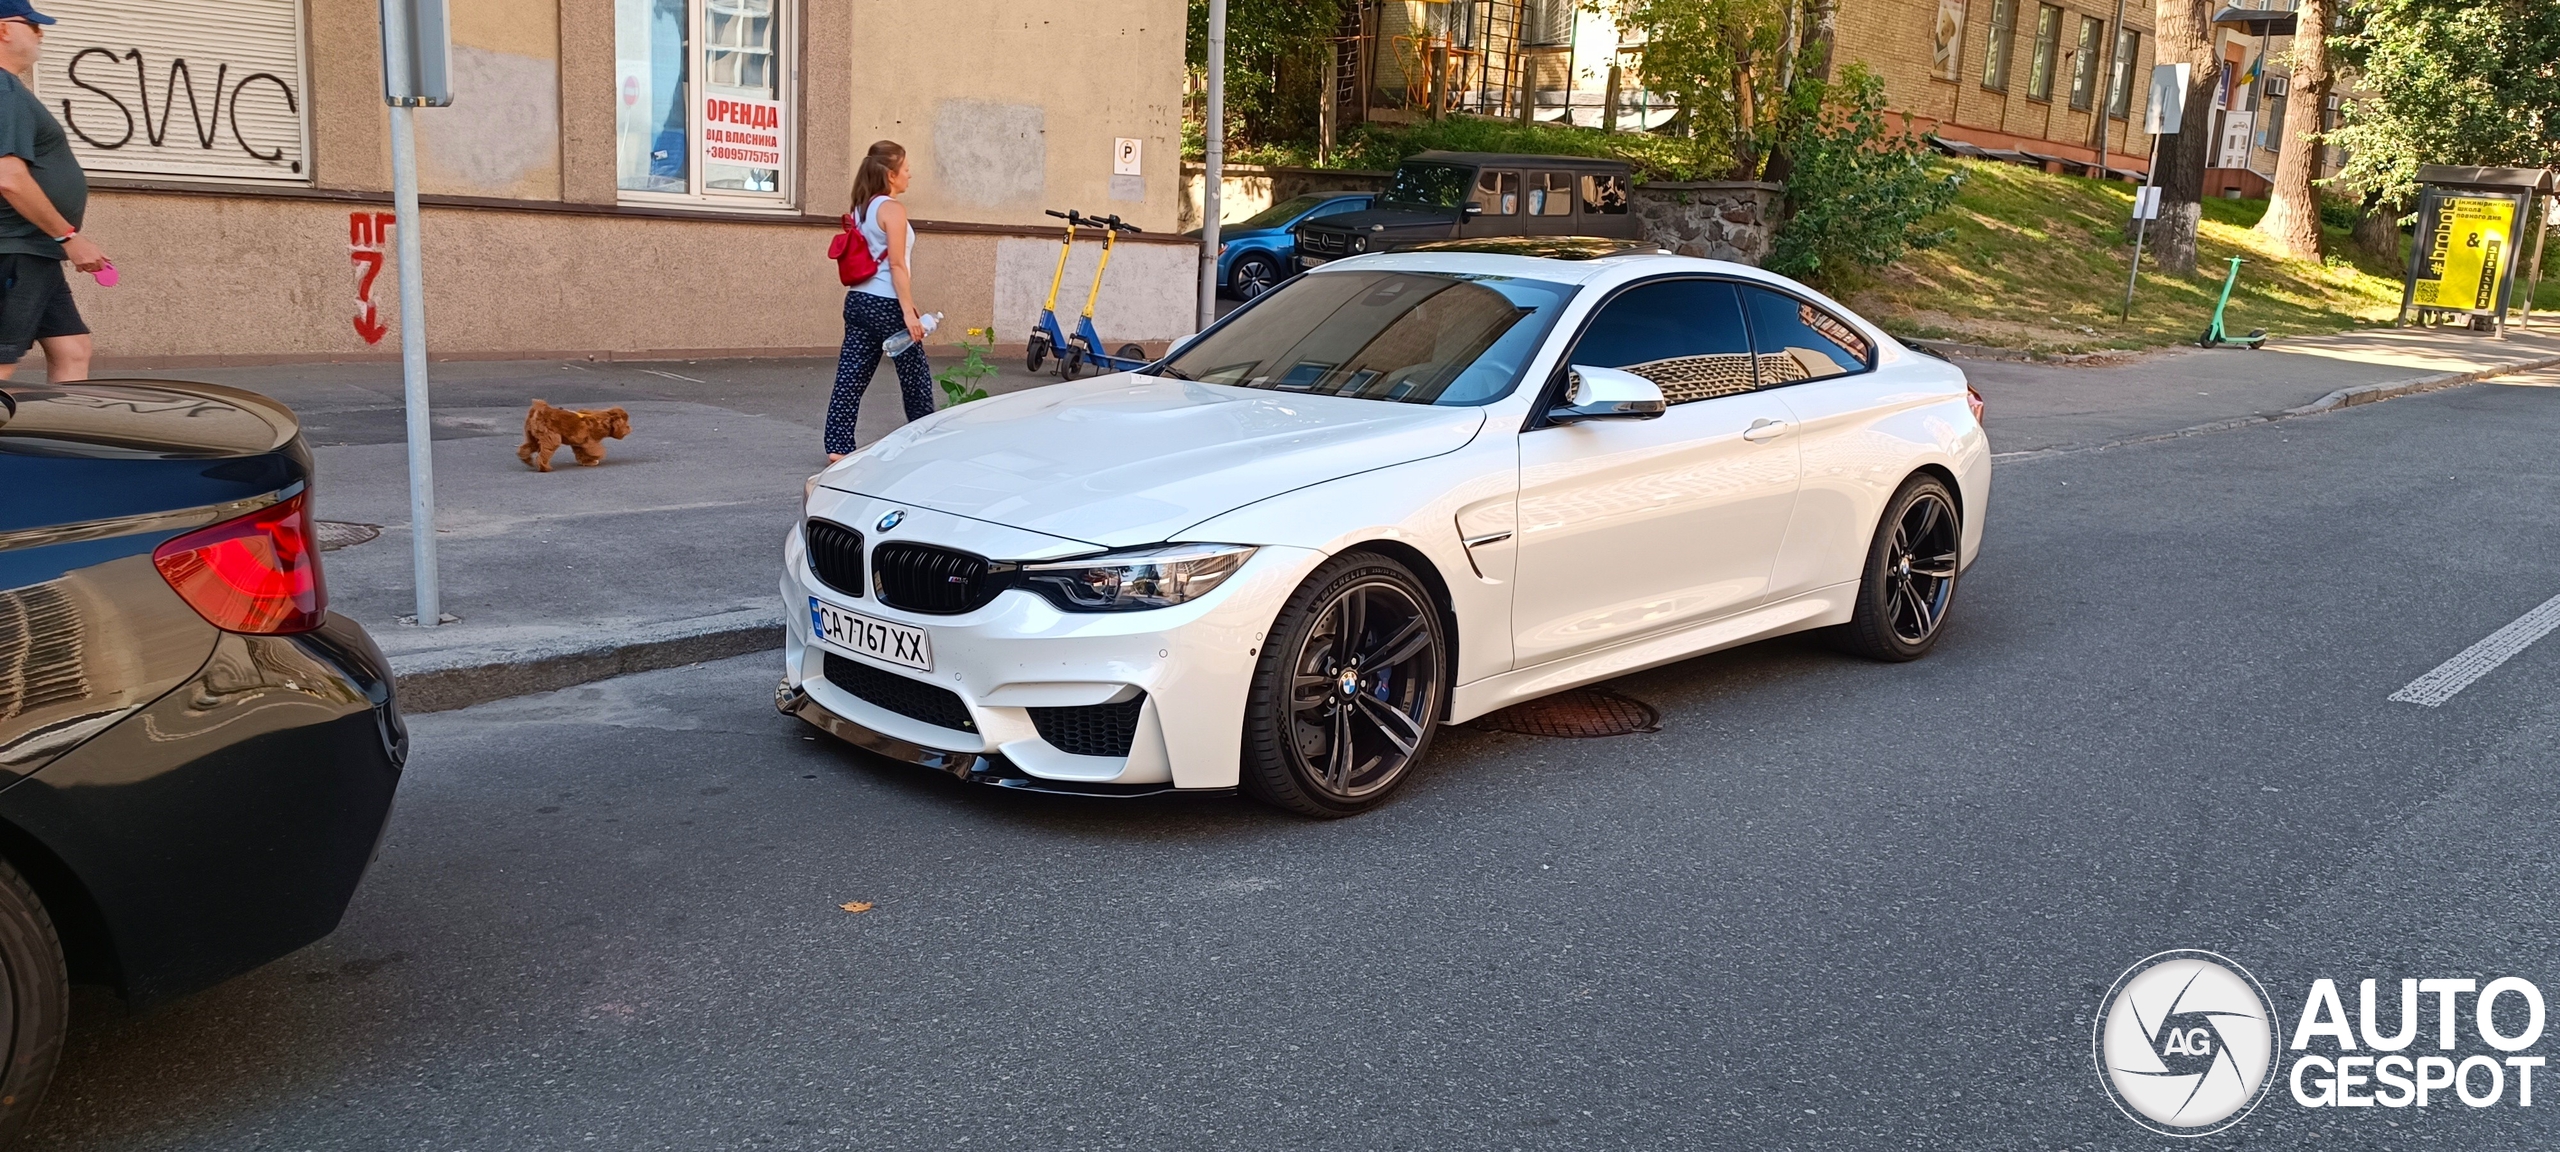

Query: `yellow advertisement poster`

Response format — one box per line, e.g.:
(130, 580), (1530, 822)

(2415, 195), (2518, 311)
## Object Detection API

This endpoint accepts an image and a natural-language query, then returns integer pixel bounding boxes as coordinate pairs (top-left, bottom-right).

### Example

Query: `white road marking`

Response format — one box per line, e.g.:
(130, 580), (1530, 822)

(642, 369), (705, 383)
(2389, 590), (2560, 707)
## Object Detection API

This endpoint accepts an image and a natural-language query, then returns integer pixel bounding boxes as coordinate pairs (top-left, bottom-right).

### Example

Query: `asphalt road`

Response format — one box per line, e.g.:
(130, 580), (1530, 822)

(21, 376), (2560, 1150)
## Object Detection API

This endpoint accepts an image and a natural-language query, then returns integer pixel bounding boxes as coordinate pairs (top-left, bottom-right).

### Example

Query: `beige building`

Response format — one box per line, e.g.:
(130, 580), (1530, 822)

(43, 0), (1192, 365)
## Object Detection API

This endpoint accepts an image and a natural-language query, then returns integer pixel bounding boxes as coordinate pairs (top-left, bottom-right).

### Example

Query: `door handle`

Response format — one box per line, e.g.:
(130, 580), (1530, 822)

(1741, 418), (1790, 442)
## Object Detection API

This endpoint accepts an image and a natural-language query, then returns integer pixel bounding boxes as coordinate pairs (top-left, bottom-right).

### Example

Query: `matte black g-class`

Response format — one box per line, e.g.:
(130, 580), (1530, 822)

(1293, 151), (1637, 269)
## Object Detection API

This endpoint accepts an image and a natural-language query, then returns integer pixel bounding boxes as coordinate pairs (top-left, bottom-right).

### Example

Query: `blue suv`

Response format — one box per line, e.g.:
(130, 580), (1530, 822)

(1195, 192), (1374, 299)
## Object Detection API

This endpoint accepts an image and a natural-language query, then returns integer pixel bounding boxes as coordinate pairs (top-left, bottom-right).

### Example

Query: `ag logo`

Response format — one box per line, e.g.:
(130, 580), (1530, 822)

(2093, 950), (2280, 1136)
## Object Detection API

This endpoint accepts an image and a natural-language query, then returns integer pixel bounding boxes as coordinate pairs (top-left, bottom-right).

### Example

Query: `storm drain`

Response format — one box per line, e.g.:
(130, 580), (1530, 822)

(315, 521), (383, 551)
(1472, 686), (1661, 739)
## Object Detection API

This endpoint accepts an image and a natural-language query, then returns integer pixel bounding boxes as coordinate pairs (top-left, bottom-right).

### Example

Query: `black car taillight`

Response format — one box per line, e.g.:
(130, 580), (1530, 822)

(151, 489), (327, 634)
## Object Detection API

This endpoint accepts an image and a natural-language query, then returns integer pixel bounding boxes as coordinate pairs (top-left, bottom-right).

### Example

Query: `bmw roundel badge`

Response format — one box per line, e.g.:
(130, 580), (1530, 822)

(877, 510), (905, 532)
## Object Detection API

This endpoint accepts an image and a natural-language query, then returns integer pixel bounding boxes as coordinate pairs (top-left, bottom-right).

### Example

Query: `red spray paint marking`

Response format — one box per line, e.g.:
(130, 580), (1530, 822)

(349, 211), (395, 344)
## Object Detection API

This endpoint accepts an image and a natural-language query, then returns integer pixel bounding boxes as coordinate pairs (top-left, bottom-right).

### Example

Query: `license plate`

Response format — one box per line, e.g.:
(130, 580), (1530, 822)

(809, 598), (932, 672)
(1299, 254), (1331, 268)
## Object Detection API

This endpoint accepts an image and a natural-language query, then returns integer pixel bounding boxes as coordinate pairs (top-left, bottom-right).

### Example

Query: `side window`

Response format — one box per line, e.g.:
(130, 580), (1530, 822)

(1472, 170), (1520, 215)
(1579, 173), (1629, 215)
(1740, 285), (1873, 385)
(1568, 280), (1756, 404)
(1527, 172), (1575, 217)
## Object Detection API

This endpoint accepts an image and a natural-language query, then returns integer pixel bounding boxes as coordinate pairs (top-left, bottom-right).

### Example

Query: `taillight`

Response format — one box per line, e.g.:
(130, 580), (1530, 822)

(152, 489), (328, 633)
(1966, 384), (1986, 423)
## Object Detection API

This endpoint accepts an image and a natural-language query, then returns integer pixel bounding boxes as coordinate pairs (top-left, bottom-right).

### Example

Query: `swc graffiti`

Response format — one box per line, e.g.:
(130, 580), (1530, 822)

(61, 48), (300, 170)
(350, 212), (395, 345)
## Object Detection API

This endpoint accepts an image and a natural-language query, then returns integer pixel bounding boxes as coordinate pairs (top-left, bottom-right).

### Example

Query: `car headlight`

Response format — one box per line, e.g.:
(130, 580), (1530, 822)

(1017, 543), (1256, 612)
(1349, 236), (1367, 252)
(1218, 242), (1231, 257)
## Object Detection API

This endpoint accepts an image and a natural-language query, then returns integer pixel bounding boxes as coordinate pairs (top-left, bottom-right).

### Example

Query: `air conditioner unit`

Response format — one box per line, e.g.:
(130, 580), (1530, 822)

(2264, 75), (2289, 97)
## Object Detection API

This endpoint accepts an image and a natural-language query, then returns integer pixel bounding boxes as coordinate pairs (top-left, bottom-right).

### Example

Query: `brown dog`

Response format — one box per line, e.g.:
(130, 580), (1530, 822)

(518, 399), (631, 471)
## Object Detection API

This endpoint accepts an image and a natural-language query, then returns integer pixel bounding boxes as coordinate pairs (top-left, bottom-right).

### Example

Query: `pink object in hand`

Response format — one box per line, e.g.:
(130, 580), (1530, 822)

(91, 262), (118, 287)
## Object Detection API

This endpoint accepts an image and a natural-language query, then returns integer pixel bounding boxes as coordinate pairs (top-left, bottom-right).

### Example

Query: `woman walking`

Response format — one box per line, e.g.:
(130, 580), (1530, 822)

(826, 140), (933, 460)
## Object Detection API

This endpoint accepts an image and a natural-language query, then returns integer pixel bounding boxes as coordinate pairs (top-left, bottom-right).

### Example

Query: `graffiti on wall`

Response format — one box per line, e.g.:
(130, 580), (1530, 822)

(349, 212), (395, 345)
(57, 48), (304, 177)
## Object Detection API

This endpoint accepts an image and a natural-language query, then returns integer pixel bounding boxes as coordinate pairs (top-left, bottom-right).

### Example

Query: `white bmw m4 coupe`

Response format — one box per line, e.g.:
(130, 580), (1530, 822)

(779, 249), (1989, 816)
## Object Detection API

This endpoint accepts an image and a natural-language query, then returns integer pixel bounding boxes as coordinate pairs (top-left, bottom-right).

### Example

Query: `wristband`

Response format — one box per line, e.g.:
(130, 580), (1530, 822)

(49, 229), (74, 243)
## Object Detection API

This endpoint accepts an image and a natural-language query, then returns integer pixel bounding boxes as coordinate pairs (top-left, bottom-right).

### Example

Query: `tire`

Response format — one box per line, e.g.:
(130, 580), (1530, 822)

(1059, 346), (1086, 380)
(1229, 254), (1281, 299)
(1025, 333), (1048, 373)
(1240, 553), (1448, 818)
(0, 858), (66, 1144)
(1833, 473), (1963, 662)
(1116, 343), (1149, 365)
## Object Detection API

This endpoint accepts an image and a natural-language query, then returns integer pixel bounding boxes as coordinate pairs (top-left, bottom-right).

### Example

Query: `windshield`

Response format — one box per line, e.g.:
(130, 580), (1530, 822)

(1157, 269), (1575, 406)
(1241, 194), (1352, 230)
(1382, 162), (1472, 210)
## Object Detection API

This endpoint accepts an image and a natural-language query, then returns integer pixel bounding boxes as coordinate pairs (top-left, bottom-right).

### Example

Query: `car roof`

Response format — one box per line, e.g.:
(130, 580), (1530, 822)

(1403, 150), (1632, 171)
(1314, 249), (1762, 287)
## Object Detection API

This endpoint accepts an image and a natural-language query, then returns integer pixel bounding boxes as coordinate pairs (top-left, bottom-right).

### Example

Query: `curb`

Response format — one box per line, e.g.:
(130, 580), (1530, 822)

(1993, 354), (2560, 464)
(388, 611), (785, 714)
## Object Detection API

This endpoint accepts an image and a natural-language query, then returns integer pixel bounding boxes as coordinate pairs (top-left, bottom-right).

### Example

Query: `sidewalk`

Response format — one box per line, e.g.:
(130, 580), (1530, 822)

(73, 322), (2560, 712)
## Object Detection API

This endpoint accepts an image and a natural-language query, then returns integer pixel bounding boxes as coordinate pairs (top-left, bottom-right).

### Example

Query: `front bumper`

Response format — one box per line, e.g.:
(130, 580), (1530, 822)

(781, 496), (1317, 792)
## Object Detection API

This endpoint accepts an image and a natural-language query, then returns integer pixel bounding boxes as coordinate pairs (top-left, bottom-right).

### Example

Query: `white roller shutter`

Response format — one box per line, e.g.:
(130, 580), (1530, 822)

(33, 0), (311, 184)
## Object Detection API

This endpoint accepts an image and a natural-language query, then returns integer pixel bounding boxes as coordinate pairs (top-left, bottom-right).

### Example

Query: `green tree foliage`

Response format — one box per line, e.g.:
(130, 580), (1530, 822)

(1603, 0), (1789, 178)
(1187, 0), (1342, 150)
(1763, 68), (1963, 289)
(2328, 0), (2560, 207)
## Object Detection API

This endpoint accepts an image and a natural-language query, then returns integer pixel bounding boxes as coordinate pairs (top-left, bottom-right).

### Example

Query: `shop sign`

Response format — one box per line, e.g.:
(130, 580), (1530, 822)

(701, 93), (783, 170)
(36, 0), (311, 185)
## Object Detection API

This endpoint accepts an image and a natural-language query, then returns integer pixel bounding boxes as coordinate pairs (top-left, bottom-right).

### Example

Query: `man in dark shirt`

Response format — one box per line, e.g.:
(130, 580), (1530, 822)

(0, 1), (107, 381)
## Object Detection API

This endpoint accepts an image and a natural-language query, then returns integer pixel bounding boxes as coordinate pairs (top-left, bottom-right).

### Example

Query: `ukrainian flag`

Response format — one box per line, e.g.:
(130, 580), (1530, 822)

(2237, 53), (2263, 88)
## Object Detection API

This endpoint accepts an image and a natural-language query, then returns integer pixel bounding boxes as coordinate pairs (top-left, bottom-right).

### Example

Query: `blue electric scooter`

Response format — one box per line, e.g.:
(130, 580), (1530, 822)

(1025, 209), (1086, 375)
(1059, 212), (1154, 379)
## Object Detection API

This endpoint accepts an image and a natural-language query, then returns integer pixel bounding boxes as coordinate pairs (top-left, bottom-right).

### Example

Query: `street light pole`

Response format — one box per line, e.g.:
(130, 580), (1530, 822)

(1197, 0), (1226, 330)
(379, 0), (453, 626)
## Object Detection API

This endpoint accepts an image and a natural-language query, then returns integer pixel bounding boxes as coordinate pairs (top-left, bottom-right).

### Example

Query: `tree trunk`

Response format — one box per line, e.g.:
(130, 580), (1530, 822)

(2252, 0), (2330, 260)
(2354, 192), (2406, 265)
(2151, 0), (2219, 276)
(1802, 0), (1839, 82)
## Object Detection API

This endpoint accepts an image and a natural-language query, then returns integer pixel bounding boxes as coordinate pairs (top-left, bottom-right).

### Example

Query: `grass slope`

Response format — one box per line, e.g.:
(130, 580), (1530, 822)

(1849, 159), (2559, 353)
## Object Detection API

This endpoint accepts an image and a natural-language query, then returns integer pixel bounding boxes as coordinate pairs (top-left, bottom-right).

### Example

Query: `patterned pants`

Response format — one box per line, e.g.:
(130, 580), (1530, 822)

(826, 291), (935, 454)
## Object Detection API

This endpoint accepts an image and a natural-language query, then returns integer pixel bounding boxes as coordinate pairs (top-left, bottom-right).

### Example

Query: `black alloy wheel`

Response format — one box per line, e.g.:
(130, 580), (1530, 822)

(1025, 332), (1048, 373)
(1242, 553), (1447, 817)
(1835, 474), (1962, 661)
(1229, 253), (1281, 299)
(0, 859), (66, 1143)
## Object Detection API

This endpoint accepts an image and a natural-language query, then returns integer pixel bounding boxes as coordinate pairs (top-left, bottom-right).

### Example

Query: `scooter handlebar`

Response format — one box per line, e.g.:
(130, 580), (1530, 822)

(1079, 212), (1143, 233)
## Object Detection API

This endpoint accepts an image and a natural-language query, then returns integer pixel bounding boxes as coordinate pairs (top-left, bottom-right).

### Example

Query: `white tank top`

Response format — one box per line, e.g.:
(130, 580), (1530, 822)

(852, 194), (912, 298)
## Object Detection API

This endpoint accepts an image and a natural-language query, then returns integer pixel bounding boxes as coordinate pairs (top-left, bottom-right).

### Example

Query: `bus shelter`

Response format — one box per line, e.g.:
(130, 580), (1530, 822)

(2394, 165), (2552, 335)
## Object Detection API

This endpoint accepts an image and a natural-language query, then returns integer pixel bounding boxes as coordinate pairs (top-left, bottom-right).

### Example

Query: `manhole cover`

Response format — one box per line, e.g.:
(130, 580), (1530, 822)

(1473, 686), (1661, 738)
(315, 521), (382, 551)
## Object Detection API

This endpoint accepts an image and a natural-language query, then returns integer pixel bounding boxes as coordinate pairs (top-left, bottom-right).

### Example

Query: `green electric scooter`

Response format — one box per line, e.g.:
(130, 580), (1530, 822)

(2199, 257), (2266, 349)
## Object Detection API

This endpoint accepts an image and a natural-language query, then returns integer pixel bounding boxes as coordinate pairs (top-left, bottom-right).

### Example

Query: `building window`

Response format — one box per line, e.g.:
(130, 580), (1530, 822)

(2026, 4), (2061, 100)
(616, 0), (792, 206)
(2106, 28), (2139, 119)
(1523, 0), (1574, 47)
(1982, 0), (2018, 92)
(2069, 15), (2103, 110)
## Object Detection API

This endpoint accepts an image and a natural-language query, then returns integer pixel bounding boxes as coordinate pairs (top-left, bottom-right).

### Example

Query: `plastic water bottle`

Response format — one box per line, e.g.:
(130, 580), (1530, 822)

(881, 311), (941, 356)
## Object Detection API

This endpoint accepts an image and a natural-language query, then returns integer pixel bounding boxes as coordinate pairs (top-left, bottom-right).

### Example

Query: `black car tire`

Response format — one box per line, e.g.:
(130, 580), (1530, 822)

(1025, 332), (1048, 373)
(0, 858), (66, 1143)
(1832, 473), (1962, 662)
(1240, 552), (1448, 818)
(1116, 343), (1149, 365)
(1229, 253), (1281, 299)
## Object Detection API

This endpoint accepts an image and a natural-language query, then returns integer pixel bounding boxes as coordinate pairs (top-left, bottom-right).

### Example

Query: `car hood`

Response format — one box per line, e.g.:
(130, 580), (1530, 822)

(1300, 206), (1460, 233)
(820, 375), (1487, 548)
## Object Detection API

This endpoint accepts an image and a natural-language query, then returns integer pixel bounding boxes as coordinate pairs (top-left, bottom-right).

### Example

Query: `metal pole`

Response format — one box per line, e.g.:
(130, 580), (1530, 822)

(387, 105), (440, 625)
(1197, 0), (1226, 330)
(2121, 134), (2161, 320)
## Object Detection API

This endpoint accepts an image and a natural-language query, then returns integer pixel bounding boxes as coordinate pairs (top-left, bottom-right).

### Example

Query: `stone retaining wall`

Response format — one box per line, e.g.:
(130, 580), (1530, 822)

(1628, 182), (1780, 266)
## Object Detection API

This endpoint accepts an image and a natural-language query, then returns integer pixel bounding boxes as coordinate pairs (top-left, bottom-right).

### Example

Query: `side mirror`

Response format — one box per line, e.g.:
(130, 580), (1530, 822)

(1463, 203), (1484, 216)
(1548, 365), (1667, 423)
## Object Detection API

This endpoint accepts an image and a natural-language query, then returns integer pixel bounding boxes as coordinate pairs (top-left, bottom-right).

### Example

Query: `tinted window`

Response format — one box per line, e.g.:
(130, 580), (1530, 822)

(1579, 173), (1629, 215)
(1569, 280), (1758, 404)
(1159, 270), (1577, 406)
(1741, 285), (1872, 383)
(1528, 172), (1575, 217)
(1240, 194), (1333, 229)
(1472, 170), (1519, 215)
(1385, 162), (1473, 209)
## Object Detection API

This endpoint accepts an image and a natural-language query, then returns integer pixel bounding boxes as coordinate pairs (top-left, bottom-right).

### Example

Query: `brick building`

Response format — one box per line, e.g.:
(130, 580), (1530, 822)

(1839, 0), (2158, 178)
